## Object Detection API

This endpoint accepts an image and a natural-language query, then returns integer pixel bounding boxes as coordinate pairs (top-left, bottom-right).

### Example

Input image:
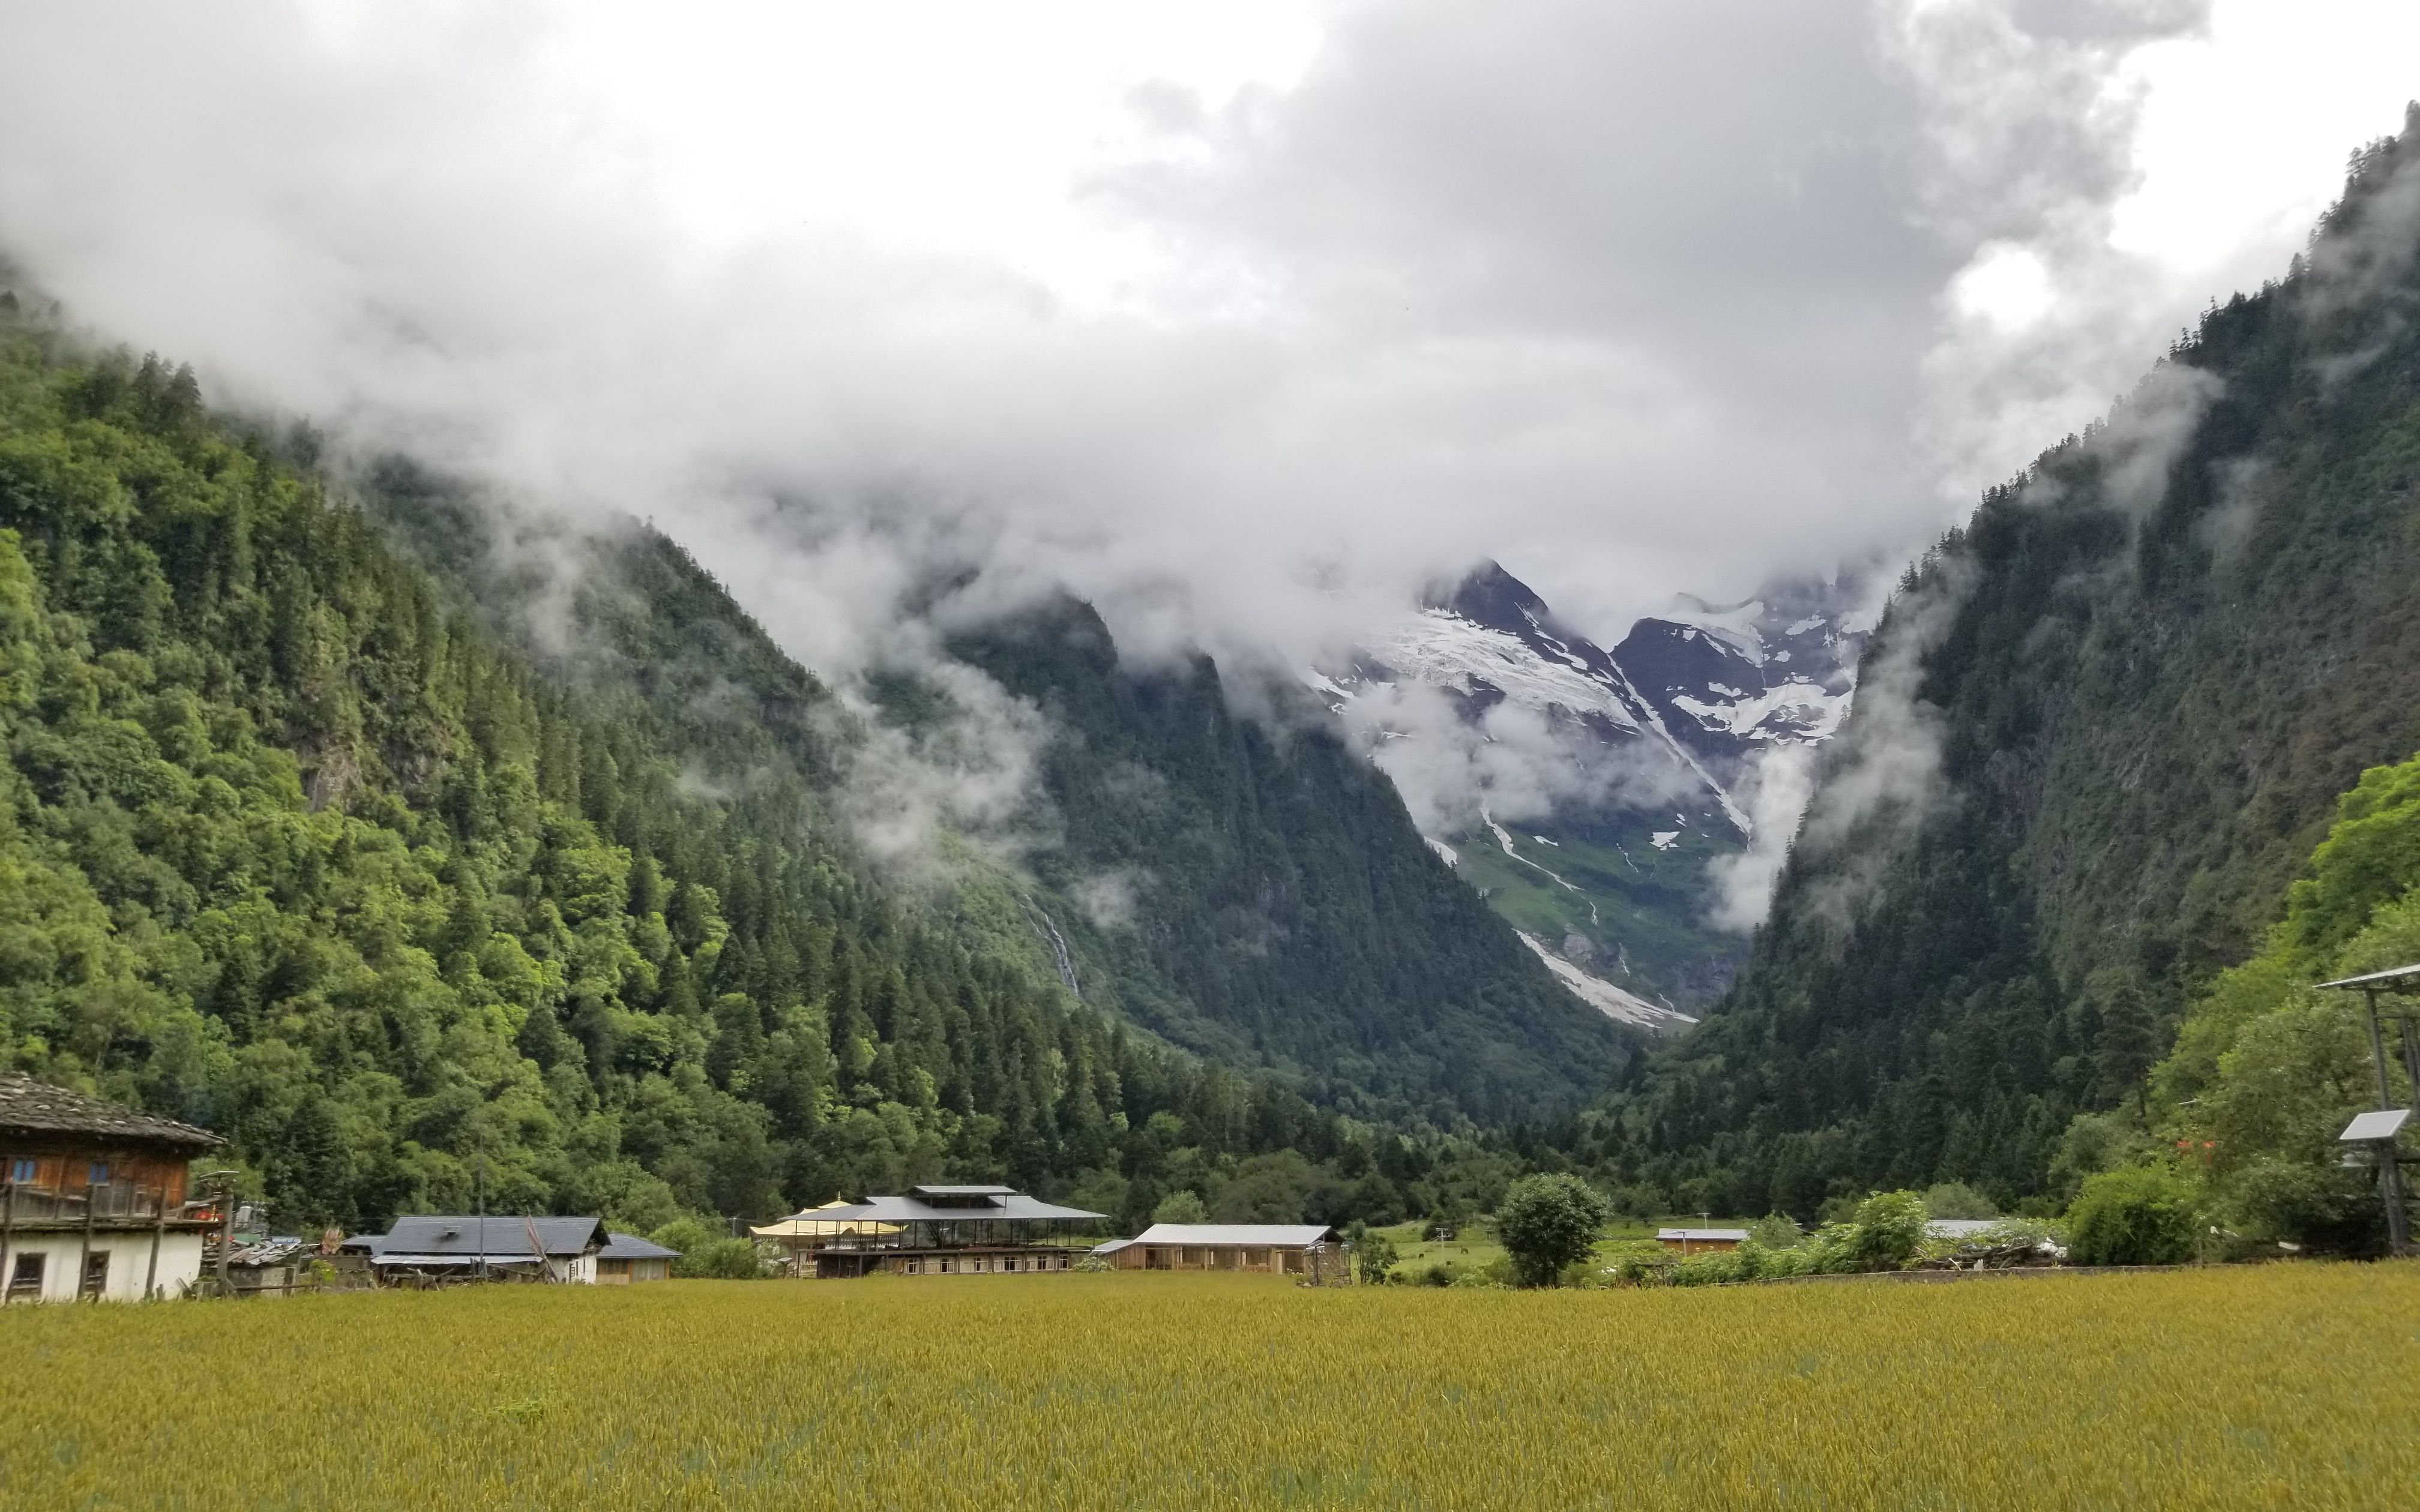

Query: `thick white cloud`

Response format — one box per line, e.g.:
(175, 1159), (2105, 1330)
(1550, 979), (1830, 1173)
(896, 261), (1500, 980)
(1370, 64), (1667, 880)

(0, 0), (2412, 797)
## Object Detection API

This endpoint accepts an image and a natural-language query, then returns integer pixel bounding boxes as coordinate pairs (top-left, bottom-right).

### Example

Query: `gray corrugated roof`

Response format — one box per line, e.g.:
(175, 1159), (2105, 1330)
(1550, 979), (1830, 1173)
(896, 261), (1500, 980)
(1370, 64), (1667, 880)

(1092, 1237), (1139, 1254)
(911, 1184), (1019, 1196)
(0, 1074), (223, 1150)
(372, 1216), (609, 1258)
(1130, 1223), (1334, 1247)
(598, 1232), (682, 1260)
(779, 1193), (1106, 1225)
(1656, 1228), (1750, 1241)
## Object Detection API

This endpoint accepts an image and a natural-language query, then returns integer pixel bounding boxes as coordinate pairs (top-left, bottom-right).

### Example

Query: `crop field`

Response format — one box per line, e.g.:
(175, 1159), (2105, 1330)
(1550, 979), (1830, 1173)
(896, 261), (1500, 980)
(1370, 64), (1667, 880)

(1, 1264), (2413, 1509)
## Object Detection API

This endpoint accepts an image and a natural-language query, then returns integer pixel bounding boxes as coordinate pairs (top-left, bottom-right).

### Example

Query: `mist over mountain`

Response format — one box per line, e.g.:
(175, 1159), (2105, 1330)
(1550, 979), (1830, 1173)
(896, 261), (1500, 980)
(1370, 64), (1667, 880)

(1310, 562), (1868, 1021)
(1572, 109), (2420, 1216)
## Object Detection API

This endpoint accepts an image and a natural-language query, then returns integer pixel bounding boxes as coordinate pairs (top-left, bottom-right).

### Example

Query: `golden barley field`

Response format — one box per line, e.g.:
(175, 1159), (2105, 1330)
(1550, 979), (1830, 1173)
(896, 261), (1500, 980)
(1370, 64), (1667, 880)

(1, 1265), (2413, 1509)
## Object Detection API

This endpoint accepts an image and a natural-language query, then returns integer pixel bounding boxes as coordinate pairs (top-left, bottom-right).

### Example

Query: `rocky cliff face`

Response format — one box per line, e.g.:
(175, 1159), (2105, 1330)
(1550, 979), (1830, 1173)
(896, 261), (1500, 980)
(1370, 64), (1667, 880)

(1311, 562), (1869, 1023)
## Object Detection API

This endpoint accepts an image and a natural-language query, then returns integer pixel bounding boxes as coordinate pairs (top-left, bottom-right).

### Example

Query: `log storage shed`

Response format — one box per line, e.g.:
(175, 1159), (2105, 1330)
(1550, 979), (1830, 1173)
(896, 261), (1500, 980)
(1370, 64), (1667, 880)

(0, 1073), (223, 1303)
(1094, 1223), (1353, 1282)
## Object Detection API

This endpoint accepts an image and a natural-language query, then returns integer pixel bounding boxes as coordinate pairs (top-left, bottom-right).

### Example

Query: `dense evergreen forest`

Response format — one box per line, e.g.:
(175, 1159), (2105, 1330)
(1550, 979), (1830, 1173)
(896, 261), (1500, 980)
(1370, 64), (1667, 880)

(0, 295), (1553, 1237)
(947, 601), (1632, 1120)
(1570, 109), (2420, 1219)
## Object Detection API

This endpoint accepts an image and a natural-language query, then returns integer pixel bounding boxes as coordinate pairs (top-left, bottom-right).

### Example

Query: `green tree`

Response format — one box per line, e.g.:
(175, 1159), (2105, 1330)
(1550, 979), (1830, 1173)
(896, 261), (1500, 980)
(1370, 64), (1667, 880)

(1846, 1191), (1928, 1271)
(1494, 1173), (1610, 1287)
(1921, 1183), (1998, 1220)
(1151, 1190), (1208, 1224)
(2066, 1168), (2197, 1267)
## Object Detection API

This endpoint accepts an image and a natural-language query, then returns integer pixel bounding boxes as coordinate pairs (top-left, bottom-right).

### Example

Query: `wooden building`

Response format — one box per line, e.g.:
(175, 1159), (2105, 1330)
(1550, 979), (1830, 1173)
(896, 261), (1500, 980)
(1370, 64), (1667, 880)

(597, 1232), (679, 1283)
(0, 1073), (223, 1303)
(1094, 1223), (1352, 1282)
(764, 1186), (1104, 1278)
(1655, 1227), (1750, 1255)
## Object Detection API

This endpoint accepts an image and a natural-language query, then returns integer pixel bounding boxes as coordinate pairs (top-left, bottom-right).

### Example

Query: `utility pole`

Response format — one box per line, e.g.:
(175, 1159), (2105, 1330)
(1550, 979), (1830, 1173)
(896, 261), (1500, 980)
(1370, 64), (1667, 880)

(475, 1137), (486, 1285)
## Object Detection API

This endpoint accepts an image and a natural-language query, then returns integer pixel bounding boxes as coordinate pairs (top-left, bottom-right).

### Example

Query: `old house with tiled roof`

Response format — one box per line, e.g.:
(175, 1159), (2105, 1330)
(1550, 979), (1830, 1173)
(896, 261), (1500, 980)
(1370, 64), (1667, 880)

(0, 1074), (224, 1302)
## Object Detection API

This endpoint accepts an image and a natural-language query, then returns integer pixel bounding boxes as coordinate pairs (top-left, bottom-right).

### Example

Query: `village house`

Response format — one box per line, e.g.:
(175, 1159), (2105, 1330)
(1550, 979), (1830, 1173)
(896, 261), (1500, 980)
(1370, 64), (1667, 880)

(0, 1073), (224, 1303)
(765, 1185), (1104, 1277)
(1655, 1227), (1750, 1255)
(1093, 1223), (1353, 1282)
(597, 1232), (680, 1283)
(342, 1216), (615, 1284)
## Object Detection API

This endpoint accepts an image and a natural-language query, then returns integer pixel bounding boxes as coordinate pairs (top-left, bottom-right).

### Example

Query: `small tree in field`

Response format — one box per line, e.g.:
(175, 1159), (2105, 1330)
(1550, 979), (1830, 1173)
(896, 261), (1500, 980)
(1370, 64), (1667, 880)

(2066, 1167), (2196, 1266)
(1494, 1174), (1612, 1286)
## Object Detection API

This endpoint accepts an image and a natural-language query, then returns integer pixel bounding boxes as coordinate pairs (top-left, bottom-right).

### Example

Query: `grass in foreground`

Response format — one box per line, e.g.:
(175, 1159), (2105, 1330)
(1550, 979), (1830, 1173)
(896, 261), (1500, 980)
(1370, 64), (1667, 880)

(1, 1265), (2413, 1508)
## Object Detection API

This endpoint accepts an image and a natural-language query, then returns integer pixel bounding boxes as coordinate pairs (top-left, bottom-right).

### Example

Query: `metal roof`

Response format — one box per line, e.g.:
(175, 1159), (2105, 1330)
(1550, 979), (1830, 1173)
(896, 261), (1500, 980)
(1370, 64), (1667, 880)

(1129, 1223), (1335, 1247)
(1091, 1237), (1139, 1255)
(2316, 963), (2420, 991)
(774, 1193), (1105, 1225)
(2340, 1108), (2413, 1142)
(1925, 1219), (2002, 1237)
(360, 1216), (610, 1258)
(598, 1232), (682, 1261)
(0, 1073), (223, 1150)
(911, 1184), (1019, 1196)
(1656, 1228), (1751, 1241)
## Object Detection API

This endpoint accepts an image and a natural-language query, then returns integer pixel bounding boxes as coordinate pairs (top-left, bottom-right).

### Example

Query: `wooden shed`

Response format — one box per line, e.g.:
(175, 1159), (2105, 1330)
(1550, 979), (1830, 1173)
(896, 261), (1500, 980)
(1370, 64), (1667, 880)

(596, 1232), (679, 1283)
(1094, 1223), (1352, 1282)
(1655, 1227), (1750, 1255)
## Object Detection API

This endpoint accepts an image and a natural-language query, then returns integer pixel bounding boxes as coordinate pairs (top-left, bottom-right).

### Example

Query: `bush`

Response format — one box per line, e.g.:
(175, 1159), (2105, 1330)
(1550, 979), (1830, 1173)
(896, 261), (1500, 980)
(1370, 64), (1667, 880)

(1747, 1212), (1804, 1249)
(1352, 1228), (1399, 1285)
(651, 1217), (766, 1279)
(1921, 1182), (1999, 1220)
(2066, 1168), (2197, 1266)
(1844, 1191), (1929, 1271)
(1494, 1174), (1613, 1287)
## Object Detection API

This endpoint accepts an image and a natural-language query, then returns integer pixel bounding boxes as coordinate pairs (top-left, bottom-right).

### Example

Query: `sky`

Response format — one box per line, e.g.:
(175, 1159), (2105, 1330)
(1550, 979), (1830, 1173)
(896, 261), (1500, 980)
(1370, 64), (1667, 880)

(0, 1), (2414, 662)
(0, 0), (2416, 881)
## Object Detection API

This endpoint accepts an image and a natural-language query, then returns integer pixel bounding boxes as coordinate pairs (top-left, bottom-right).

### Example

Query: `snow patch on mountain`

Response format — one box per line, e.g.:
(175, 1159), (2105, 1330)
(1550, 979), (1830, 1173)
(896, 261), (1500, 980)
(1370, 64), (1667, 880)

(1517, 932), (1695, 1030)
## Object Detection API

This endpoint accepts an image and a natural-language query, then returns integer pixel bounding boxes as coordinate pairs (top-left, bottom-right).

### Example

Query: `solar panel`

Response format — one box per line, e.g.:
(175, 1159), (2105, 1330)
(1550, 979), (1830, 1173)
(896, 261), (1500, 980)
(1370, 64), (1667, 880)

(2338, 1108), (2413, 1142)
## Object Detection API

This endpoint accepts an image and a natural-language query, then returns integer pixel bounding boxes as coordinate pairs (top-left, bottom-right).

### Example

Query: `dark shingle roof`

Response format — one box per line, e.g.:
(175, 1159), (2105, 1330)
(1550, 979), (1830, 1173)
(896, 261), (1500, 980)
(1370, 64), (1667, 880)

(598, 1232), (681, 1261)
(370, 1216), (610, 1258)
(0, 1074), (223, 1150)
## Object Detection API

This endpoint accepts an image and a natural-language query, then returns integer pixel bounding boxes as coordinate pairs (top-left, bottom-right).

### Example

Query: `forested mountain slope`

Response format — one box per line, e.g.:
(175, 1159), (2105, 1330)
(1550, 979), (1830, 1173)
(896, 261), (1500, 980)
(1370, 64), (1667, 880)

(1580, 111), (2420, 1216)
(0, 289), (1620, 1236)
(950, 601), (1634, 1122)
(0, 310), (1379, 1235)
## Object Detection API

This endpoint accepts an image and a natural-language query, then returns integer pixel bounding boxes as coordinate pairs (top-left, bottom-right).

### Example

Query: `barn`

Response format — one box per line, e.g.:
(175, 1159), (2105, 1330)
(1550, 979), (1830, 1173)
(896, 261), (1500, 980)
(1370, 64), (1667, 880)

(1093, 1223), (1352, 1282)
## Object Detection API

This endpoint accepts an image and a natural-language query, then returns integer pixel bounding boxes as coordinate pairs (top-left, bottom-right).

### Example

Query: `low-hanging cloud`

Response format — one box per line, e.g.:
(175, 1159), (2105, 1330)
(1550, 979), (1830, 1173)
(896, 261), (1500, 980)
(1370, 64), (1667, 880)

(1, 0), (2409, 905)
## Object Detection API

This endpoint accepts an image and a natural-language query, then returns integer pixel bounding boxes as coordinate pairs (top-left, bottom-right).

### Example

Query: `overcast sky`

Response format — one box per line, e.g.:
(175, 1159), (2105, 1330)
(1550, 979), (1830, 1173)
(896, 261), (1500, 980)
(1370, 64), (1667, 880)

(1, 0), (2416, 671)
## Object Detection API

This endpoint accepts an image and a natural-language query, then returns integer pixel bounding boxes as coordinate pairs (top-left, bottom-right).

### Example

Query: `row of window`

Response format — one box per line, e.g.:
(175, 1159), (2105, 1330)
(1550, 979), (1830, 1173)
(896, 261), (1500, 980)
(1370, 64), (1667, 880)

(7, 1159), (113, 1186)
(4, 1250), (112, 1298)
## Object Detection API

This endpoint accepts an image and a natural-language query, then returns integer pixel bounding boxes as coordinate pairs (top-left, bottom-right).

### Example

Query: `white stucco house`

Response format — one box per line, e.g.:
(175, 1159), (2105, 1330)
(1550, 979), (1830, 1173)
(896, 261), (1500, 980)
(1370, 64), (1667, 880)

(0, 1074), (224, 1303)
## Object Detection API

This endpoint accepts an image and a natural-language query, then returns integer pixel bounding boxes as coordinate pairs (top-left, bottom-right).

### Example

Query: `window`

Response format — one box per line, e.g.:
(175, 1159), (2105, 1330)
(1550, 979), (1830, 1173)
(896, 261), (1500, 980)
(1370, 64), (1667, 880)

(82, 1251), (109, 1299)
(88, 1162), (109, 1187)
(7, 1159), (32, 1185)
(8, 1253), (43, 1298)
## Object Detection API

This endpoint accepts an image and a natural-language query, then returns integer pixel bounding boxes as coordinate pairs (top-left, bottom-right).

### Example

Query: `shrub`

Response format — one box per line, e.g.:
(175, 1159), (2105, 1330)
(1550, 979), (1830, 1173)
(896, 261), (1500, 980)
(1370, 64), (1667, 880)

(1747, 1213), (1804, 1249)
(1921, 1182), (1999, 1220)
(2066, 1168), (2198, 1267)
(1670, 1250), (1746, 1286)
(1354, 1231), (1400, 1285)
(1849, 1191), (1930, 1270)
(1494, 1174), (1612, 1287)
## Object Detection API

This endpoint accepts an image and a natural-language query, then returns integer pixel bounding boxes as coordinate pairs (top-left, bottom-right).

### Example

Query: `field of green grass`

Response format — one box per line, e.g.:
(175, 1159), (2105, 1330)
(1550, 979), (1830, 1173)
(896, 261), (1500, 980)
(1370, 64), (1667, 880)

(2, 1265), (2412, 1508)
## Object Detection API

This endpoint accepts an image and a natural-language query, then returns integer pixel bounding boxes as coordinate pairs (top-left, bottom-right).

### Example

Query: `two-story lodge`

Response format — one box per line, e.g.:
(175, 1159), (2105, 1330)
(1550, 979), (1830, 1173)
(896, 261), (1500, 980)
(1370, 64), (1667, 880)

(765, 1186), (1104, 1277)
(0, 1074), (223, 1303)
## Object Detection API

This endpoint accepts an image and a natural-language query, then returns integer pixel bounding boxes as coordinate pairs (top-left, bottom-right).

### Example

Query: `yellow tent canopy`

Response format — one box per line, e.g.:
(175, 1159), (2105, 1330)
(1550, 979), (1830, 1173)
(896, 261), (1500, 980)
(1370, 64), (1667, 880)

(750, 1200), (902, 1240)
